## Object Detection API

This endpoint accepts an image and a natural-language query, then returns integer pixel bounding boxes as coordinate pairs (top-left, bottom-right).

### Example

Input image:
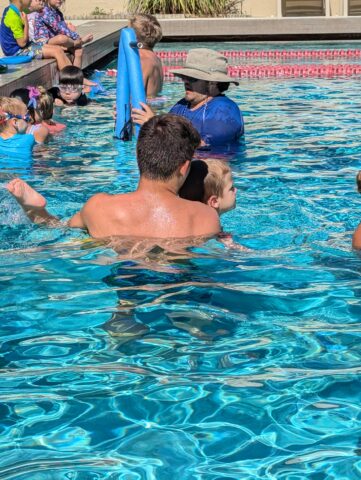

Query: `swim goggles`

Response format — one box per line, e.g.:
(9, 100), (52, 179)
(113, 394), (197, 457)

(0, 111), (31, 123)
(58, 84), (83, 93)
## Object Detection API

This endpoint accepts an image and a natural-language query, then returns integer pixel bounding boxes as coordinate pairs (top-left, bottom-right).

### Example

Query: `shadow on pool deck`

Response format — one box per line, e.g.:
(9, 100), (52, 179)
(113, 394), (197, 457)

(1, 16), (361, 95)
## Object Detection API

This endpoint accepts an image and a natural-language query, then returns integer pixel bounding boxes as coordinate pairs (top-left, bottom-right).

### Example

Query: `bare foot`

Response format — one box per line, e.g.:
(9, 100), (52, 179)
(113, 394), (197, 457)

(6, 178), (46, 209)
(82, 34), (94, 44)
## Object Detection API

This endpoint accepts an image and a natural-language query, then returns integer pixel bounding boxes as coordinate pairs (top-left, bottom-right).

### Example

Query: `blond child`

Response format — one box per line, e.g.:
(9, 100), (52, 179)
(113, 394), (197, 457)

(179, 159), (248, 250)
(10, 85), (65, 139)
(179, 159), (237, 214)
(0, 97), (35, 157)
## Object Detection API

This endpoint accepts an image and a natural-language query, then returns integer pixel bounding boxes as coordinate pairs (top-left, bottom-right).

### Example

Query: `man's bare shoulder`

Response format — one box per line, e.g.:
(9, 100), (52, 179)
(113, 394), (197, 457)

(181, 198), (221, 232)
(81, 192), (131, 213)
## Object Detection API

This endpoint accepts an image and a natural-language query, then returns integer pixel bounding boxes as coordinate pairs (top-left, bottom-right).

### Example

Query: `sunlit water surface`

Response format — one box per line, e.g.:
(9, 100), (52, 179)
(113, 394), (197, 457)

(0, 41), (361, 479)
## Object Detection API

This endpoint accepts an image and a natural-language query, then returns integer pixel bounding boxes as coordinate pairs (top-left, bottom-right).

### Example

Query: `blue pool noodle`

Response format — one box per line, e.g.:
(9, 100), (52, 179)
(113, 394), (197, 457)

(115, 27), (146, 140)
(115, 29), (130, 140)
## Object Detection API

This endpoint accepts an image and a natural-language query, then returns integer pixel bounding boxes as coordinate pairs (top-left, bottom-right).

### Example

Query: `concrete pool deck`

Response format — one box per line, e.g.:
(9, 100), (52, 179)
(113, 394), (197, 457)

(1, 16), (361, 96)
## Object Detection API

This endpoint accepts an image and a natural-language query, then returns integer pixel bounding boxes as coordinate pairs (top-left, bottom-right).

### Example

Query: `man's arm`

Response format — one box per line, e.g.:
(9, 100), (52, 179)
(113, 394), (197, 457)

(68, 211), (86, 229)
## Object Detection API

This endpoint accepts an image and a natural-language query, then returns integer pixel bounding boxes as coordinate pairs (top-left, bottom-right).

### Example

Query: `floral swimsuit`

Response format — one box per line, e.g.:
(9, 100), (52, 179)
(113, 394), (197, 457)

(34, 6), (80, 42)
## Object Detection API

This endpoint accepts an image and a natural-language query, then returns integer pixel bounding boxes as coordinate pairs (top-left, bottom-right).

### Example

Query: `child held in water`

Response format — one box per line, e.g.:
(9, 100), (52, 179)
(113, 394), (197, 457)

(10, 86), (65, 138)
(179, 159), (248, 250)
(0, 97), (35, 157)
(48, 66), (89, 106)
(179, 159), (236, 215)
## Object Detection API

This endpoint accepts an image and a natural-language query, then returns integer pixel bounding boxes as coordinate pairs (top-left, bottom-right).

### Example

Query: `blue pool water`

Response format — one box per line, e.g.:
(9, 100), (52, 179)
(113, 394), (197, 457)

(1, 41), (361, 479)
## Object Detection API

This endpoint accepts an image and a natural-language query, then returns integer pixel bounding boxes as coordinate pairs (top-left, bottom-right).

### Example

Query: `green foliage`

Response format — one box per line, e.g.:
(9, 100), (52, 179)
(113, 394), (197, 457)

(128, 0), (239, 16)
(91, 7), (108, 16)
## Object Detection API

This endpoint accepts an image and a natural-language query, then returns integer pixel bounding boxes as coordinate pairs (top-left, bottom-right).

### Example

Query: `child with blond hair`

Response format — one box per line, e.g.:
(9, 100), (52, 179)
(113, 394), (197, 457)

(0, 97), (35, 157)
(180, 159), (248, 250)
(179, 159), (237, 214)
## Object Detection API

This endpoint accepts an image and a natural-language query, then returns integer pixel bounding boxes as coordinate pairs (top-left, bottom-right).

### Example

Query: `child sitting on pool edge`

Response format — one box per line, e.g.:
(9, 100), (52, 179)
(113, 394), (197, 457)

(33, 0), (93, 69)
(0, 0), (71, 71)
(179, 158), (248, 250)
(48, 66), (89, 106)
(0, 97), (35, 157)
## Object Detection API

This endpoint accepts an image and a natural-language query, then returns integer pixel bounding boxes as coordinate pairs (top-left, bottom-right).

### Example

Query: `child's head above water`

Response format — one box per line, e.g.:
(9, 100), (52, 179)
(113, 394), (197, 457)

(58, 66), (84, 104)
(10, 86), (53, 123)
(179, 158), (237, 214)
(129, 14), (162, 49)
(0, 97), (30, 134)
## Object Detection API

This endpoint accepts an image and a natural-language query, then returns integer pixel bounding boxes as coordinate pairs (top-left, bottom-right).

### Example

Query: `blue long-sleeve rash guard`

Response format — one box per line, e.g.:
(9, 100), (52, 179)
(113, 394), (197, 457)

(169, 95), (244, 152)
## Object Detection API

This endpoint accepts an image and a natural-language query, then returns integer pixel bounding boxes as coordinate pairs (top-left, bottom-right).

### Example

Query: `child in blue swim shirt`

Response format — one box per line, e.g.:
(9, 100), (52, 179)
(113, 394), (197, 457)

(0, 97), (35, 158)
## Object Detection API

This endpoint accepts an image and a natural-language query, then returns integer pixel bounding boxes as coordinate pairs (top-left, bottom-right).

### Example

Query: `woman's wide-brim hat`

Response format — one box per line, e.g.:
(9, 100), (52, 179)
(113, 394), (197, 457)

(170, 48), (239, 85)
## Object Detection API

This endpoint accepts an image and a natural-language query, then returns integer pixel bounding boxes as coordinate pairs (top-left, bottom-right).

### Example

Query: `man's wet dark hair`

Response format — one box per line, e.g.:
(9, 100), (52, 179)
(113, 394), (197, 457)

(137, 114), (201, 181)
(59, 66), (84, 85)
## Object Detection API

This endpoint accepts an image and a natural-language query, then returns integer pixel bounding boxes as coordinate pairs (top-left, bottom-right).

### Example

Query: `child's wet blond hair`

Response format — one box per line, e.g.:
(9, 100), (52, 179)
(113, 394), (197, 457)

(203, 159), (231, 201)
(35, 86), (53, 121)
(0, 97), (26, 132)
(129, 14), (162, 49)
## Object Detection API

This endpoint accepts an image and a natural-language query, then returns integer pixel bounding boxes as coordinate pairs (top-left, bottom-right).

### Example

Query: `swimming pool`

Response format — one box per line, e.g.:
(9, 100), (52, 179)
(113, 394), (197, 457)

(1, 41), (361, 479)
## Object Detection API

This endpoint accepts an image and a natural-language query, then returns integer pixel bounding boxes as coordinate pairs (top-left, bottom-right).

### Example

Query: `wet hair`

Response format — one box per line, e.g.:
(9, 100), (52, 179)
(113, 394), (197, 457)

(0, 97), (26, 132)
(179, 159), (231, 203)
(59, 66), (84, 86)
(129, 14), (162, 49)
(137, 114), (200, 181)
(10, 86), (53, 122)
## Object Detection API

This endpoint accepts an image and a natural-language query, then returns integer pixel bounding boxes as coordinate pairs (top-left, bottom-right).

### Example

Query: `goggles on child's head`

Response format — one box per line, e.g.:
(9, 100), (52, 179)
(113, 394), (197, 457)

(0, 111), (31, 123)
(58, 84), (83, 93)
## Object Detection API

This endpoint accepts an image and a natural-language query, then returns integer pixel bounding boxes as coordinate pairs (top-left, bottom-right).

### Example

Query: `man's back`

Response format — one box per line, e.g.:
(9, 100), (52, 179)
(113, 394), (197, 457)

(74, 189), (220, 239)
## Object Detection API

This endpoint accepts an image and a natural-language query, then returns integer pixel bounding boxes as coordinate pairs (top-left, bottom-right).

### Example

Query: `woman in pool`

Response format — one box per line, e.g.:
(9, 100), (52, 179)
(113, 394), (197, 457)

(132, 48), (244, 153)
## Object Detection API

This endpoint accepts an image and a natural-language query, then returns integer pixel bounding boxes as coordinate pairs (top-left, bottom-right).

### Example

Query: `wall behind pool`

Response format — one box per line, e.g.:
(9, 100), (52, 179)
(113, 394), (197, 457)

(0, 0), (346, 18)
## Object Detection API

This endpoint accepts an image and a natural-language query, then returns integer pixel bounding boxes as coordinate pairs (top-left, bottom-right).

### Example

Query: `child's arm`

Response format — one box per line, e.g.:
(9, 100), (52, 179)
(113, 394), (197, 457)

(218, 232), (250, 251)
(42, 8), (80, 41)
(12, 12), (29, 48)
(31, 125), (49, 144)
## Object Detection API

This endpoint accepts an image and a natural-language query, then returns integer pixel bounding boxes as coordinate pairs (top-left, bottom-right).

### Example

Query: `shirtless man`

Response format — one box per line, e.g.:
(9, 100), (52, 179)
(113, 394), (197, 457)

(129, 14), (163, 98)
(7, 114), (220, 241)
